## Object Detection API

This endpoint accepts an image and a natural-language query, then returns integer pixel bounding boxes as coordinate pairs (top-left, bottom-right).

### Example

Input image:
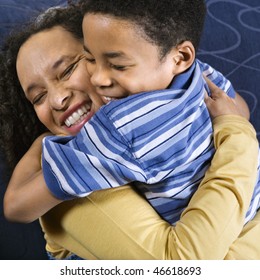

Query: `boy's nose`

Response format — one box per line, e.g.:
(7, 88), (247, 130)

(90, 67), (112, 88)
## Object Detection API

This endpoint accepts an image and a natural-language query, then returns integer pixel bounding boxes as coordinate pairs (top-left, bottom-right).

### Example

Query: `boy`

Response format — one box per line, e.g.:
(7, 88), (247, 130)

(41, 0), (260, 225)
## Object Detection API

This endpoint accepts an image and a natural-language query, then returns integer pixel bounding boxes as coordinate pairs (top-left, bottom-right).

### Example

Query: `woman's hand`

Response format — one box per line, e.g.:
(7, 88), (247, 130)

(204, 76), (244, 119)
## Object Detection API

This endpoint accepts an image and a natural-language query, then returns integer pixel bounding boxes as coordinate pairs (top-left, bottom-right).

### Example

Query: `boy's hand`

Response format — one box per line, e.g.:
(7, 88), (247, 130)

(204, 76), (242, 119)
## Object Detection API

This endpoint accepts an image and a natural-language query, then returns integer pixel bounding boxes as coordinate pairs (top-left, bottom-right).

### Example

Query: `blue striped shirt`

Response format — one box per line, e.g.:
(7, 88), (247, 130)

(42, 59), (260, 225)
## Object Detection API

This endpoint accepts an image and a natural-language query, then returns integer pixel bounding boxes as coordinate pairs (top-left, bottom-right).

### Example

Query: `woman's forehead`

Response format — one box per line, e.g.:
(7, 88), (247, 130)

(17, 26), (82, 67)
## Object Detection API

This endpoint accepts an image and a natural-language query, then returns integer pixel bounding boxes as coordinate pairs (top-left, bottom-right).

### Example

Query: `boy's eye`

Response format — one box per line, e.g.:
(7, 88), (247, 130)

(83, 50), (95, 64)
(110, 64), (127, 71)
(85, 57), (96, 64)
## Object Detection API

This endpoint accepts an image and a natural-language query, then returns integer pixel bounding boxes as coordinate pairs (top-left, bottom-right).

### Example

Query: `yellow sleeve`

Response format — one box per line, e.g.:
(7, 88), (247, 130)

(40, 115), (259, 259)
(170, 115), (258, 259)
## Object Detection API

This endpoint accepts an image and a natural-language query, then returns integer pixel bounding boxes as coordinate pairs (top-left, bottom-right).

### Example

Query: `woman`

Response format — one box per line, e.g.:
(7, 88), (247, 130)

(1, 4), (260, 260)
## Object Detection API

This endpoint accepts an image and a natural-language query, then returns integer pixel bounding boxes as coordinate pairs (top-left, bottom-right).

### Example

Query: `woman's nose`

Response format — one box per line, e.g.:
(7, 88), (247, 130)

(49, 88), (72, 111)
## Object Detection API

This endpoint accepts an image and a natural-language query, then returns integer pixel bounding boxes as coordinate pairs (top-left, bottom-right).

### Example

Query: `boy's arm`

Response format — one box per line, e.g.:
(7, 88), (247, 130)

(4, 133), (62, 223)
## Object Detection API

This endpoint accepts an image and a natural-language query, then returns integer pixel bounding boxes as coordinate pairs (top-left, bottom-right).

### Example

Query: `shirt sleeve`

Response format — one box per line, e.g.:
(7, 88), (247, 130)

(42, 108), (148, 200)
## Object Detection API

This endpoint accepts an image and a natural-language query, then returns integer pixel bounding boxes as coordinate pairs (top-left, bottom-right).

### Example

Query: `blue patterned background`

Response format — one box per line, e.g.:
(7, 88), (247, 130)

(198, 0), (260, 141)
(0, 0), (67, 46)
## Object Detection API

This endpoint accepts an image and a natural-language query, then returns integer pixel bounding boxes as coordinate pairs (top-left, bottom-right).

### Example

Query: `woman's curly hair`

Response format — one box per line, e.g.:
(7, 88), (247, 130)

(0, 3), (83, 171)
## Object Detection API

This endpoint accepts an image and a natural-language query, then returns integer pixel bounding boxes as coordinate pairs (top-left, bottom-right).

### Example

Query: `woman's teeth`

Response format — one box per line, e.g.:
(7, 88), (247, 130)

(104, 96), (112, 101)
(65, 105), (90, 127)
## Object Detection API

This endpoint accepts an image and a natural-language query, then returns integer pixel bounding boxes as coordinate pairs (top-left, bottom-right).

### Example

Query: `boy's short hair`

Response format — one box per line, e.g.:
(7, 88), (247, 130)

(79, 0), (206, 58)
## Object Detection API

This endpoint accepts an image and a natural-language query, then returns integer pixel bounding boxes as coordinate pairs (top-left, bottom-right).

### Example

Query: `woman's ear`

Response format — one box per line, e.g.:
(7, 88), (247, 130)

(171, 41), (195, 75)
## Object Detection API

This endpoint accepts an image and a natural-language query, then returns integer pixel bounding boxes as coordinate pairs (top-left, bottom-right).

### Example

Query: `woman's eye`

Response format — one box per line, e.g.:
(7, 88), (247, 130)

(61, 63), (77, 80)
(32, 93), (46, 105)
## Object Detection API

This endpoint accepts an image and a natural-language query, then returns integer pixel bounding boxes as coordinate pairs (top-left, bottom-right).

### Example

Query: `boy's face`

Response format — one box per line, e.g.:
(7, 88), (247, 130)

(82, 14), (176, 103)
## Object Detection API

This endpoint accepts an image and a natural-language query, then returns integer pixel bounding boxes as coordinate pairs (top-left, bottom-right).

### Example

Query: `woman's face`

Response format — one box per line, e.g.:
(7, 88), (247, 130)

(16, 26), (104, 136)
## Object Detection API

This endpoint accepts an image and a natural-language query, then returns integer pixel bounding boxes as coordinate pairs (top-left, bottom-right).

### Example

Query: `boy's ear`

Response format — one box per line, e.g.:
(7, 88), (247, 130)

(171, 41), (195, 75)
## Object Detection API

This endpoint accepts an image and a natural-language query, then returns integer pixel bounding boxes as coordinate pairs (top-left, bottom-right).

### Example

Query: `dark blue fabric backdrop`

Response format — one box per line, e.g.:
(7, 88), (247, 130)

(198, 0), (260, 141)
(0, 0), (259, 259)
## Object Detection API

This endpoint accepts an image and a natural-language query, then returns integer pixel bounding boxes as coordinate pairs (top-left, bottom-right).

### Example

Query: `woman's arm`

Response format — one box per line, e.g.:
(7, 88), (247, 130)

(171, 114), (258, 259)
(4, 133), (62, 223)
(234, 92), (250, 119)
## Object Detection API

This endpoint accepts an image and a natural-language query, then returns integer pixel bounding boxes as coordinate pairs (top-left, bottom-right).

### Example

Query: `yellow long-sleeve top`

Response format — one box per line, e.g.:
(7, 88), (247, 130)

(40, 115), (259, 259)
